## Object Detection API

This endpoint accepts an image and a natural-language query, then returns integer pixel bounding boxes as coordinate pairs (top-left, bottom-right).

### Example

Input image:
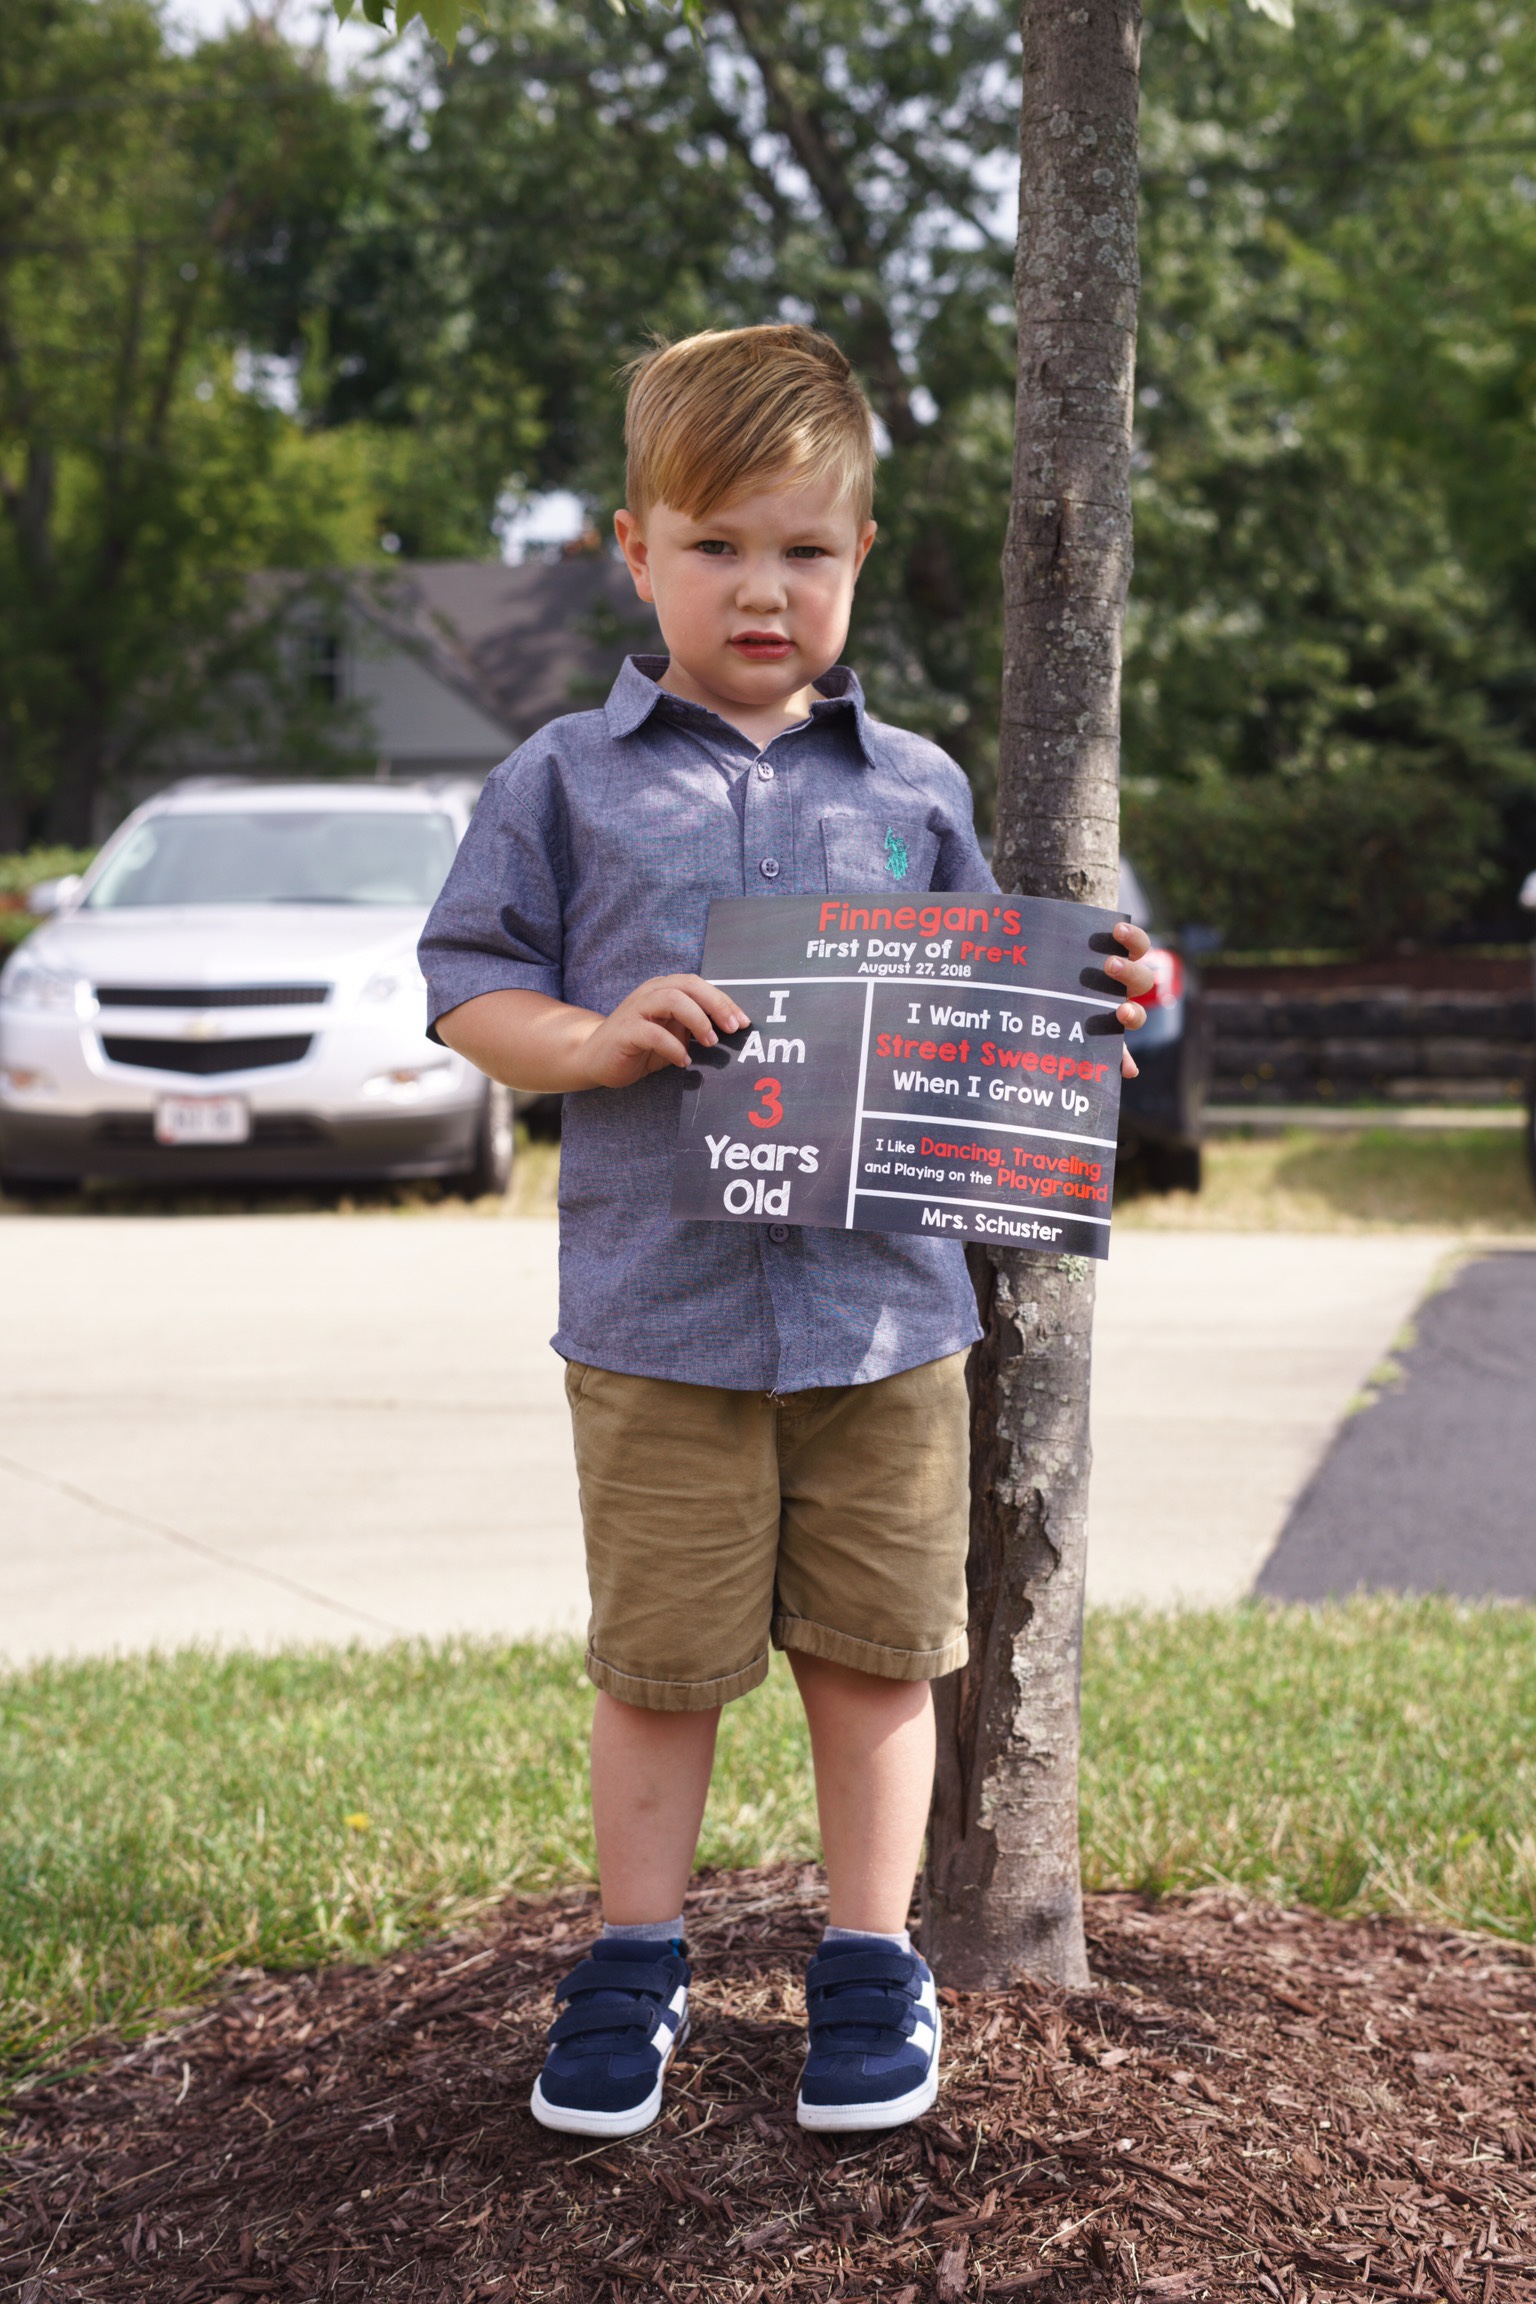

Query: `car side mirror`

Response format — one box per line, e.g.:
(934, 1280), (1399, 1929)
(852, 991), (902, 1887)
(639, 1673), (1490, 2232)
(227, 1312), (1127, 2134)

(1520, 869), (1536, 912)
(26, 874), (82, 917)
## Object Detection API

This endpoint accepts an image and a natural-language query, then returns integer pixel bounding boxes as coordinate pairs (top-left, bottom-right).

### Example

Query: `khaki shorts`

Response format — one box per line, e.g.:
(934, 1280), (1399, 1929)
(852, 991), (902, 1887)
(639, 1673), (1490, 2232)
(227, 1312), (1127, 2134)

(565, 1353), (972, 1712)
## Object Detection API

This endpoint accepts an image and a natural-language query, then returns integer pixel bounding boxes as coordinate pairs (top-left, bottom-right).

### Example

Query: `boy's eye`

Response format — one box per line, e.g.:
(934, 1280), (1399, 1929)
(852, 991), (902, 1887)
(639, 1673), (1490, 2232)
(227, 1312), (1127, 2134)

(787, 545), (829, 560)
(694, 539), (733, 556)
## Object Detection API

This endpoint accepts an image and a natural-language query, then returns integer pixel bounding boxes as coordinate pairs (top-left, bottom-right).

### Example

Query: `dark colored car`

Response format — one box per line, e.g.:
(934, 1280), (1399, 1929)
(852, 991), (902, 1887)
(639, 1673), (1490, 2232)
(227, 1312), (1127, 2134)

(1117, 858), (1207, 1192)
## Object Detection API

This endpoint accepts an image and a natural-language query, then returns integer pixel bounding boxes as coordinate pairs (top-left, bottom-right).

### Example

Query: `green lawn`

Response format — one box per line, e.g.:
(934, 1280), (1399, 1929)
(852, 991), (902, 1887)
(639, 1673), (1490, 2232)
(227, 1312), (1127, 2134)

(1117, 1123), (1536, 1233)
(4, 1598), (1534, 2075)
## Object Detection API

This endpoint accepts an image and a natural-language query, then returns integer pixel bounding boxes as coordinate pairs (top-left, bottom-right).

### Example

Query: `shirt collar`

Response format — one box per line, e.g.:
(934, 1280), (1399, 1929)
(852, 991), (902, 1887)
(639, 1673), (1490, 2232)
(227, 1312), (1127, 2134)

(603, 653), (876, 765)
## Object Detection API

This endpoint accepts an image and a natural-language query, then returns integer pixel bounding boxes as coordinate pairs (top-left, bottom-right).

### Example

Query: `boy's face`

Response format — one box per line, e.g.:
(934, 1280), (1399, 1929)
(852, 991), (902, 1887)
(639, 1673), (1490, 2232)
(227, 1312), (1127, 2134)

(614, 473), (876, 732)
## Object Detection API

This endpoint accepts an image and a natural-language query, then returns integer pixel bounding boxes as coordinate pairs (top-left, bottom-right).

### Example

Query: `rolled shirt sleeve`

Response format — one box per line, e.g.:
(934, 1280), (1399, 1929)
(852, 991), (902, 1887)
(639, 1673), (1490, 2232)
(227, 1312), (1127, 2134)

(419, 743), (569, 1039)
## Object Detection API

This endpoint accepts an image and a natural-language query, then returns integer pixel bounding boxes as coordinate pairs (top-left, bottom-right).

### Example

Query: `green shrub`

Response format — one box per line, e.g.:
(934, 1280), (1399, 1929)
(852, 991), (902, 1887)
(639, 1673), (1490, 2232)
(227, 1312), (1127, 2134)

(1122, 768), (1498, 952)
(0, 847), (95, 951)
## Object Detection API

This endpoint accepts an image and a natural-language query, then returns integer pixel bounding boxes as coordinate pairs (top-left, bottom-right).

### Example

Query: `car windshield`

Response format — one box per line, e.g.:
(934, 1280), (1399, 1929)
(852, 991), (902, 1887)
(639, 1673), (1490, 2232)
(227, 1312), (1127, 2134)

(86, 810), (458, 909)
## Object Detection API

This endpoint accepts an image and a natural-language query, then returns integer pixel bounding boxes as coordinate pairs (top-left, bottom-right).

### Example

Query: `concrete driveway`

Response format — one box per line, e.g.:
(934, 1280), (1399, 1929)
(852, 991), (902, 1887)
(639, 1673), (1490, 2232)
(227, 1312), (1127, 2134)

(0, 1215), (1458, 1663)
(1, 1214), (584, 1660)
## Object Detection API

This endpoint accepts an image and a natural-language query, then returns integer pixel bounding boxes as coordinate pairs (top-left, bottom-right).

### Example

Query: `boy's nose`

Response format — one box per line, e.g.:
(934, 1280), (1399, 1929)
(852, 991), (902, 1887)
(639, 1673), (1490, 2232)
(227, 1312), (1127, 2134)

(736, 562), (789, 611)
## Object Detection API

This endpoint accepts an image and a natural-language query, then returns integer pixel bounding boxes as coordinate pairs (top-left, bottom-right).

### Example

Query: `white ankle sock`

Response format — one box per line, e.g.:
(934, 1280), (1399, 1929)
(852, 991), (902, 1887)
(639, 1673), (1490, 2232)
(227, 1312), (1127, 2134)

(821, 1924), (912, 1952)
(601, 1917), (685, 1943)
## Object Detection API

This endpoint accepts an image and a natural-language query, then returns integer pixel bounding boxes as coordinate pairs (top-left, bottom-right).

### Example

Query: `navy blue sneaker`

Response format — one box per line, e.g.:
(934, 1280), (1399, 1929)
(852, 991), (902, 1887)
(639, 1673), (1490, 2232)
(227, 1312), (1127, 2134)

(529, 1937), (690, 2137)
(796, 1939), (941, 2132)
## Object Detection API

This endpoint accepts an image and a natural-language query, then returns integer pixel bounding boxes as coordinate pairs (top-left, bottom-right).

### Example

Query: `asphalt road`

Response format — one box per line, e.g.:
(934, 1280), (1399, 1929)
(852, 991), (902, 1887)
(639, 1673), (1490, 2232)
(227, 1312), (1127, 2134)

(1257, 1247), (1536, 1601)
(0, 1214), (1456, 1661)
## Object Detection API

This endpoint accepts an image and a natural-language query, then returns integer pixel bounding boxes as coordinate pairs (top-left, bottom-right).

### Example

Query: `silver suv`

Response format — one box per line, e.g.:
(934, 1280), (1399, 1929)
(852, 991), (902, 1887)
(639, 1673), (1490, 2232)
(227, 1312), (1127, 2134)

(0, 778), (511, 1194)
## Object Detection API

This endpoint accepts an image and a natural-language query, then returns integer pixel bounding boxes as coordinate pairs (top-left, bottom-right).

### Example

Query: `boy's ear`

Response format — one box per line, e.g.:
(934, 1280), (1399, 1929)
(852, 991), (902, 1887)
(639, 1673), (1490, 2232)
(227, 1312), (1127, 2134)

(855, 518), (877, 577)
(614, 508), (655, 602)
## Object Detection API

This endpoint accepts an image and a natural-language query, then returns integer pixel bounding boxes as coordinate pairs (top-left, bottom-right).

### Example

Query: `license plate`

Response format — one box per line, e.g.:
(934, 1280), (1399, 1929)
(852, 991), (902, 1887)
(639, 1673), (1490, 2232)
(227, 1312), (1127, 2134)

(154, 1095), (251, 1146)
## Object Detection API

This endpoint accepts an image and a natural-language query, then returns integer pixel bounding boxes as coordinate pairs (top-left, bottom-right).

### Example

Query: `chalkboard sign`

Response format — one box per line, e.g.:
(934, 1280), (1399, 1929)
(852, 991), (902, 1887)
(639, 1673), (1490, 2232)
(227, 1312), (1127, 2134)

(671, 891), (1127, 1259)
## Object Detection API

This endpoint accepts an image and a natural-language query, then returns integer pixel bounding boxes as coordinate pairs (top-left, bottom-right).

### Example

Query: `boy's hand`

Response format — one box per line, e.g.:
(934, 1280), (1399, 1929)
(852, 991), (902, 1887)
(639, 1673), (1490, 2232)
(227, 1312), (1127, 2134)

(1106, 920), (1155, 1080)
(577, 975), (750, 1090)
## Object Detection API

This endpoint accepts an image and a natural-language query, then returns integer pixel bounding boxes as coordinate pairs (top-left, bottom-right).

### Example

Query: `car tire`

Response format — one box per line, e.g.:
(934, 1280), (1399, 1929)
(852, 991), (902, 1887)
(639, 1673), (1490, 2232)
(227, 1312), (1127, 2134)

(1142, 1139), (1203, 1195)
(449, 1081), (514, 1200)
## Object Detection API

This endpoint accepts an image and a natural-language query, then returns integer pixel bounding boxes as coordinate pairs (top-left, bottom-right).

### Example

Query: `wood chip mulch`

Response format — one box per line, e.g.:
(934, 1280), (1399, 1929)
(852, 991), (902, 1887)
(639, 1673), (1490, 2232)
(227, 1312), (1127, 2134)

(3, 1864), (1535, 2303)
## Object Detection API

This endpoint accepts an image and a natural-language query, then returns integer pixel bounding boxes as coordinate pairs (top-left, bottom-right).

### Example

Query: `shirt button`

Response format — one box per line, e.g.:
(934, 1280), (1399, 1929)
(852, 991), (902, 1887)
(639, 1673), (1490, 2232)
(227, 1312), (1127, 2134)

(759, 857), (780, 880)
(768, 1224), (790, 1244)
(756, 760), (775, 780)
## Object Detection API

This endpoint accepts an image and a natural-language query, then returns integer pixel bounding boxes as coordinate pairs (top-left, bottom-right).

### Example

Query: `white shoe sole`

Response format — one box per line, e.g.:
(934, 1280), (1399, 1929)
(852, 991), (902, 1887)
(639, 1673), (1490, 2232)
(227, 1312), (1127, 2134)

(795, 2008), (942, 2132)
(529, 2014), (688, 2138)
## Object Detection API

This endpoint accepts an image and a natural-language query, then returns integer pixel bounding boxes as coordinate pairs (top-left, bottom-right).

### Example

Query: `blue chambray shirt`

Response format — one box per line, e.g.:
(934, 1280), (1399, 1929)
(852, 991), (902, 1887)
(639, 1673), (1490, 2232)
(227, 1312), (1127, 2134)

(419, 654), (993, 1392)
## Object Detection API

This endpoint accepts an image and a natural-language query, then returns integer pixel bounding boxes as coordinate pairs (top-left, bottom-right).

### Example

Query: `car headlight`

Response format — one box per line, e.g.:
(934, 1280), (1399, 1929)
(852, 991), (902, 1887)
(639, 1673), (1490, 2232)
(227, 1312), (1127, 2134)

(362, 1061), (456, 1100)
(361, 968), (427, 1005)
(0, 957), (84, 1012)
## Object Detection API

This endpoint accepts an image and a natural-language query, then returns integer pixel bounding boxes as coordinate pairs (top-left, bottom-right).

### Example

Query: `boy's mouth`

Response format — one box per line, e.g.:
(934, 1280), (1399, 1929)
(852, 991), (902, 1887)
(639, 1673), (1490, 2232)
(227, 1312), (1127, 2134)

(729, 631), (794, 662)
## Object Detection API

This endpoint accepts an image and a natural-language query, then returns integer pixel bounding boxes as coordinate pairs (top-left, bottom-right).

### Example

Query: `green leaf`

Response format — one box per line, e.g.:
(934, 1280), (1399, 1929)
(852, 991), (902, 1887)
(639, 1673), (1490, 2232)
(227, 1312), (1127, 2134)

(331, 0), (356, 20)
(1246, 0), (1295, 25)
(1182, 0), (1215, 36)
(414, 0), (474, 51)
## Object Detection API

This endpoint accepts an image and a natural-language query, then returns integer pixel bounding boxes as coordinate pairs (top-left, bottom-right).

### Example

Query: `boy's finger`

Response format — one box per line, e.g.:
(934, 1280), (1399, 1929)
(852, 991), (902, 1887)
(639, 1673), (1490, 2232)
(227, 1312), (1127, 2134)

(1117, 1000), (1146, 1032)
(625, 1018), (695, 1069)
(644, 989), (726, 1046)
(1120, 1046), (1140, 1079)
(678, 976), (751, 1032)
(1105, 953), (1155, 998)
(1112, 920), (1150, 959)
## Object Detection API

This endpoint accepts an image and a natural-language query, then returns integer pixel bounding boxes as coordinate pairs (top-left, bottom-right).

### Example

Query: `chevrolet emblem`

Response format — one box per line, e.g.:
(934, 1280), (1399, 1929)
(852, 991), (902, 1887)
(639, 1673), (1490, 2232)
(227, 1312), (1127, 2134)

(183, 1014), (222, 1040)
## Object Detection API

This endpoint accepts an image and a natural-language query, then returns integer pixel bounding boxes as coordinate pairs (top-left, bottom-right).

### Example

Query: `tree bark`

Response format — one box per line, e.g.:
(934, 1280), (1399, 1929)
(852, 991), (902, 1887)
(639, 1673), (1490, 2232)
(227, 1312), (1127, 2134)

(923, 0), (1142, 1990)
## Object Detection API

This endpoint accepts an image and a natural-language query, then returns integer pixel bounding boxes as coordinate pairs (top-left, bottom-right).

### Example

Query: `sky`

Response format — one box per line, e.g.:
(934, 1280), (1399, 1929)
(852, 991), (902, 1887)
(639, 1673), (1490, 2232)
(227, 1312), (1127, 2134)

(166, 0), (389, 76)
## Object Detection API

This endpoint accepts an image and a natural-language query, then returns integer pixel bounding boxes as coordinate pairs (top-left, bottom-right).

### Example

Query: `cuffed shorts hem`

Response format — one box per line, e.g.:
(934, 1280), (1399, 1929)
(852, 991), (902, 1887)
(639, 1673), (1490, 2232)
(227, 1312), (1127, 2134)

(772, 1611), (969, 1682)
(584, 1644), (771, 1713)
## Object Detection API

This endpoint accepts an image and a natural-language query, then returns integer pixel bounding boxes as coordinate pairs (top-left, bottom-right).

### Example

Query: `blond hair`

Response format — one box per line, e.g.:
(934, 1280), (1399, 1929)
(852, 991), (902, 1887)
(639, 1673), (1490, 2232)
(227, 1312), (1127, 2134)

(623, 325), (876, 525)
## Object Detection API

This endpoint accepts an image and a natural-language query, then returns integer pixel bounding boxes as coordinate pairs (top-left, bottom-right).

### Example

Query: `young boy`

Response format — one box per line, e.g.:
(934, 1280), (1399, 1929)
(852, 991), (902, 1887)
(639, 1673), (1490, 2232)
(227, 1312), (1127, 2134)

(420, 325), (1152, 2140)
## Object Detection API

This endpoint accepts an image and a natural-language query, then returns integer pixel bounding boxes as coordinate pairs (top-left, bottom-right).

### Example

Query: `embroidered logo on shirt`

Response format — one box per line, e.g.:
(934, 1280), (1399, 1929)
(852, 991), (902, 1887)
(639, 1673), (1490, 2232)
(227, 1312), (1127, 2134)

(884, 827), (910, 881)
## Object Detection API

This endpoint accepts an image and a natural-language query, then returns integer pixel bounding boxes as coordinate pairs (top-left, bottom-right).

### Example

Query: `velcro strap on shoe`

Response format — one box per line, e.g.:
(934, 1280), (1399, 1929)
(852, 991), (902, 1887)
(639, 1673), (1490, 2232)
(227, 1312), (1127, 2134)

(549, 2002), (663, 2045)
(555, 1956), (673, 2003)
(809, 1990), (919, 2036)
(808, 1949), (919, 1990)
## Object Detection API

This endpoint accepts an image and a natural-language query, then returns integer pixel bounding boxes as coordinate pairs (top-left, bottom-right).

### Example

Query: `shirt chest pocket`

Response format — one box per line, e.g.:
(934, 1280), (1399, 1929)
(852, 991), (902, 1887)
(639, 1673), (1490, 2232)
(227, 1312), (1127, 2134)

(819, 812), (939, 894)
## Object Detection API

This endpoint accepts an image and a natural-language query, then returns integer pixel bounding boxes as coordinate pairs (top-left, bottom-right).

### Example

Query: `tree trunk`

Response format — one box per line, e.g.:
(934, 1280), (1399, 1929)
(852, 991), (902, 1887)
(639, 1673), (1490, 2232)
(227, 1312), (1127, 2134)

(923, 0), (1142, 1989)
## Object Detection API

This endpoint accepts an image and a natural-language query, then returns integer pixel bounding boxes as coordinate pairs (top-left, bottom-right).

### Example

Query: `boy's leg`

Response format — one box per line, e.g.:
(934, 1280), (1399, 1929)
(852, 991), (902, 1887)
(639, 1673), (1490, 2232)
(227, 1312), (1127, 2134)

(531, 1364), (780, 2136)
(591, 1690), (720, 1924)
(772, 1352), (972, 2129)
(787, 1653), (933, 1934)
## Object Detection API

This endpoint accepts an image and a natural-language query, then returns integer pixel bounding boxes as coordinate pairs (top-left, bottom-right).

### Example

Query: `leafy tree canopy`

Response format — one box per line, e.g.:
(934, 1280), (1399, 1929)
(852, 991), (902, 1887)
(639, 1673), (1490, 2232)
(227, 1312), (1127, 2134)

(7, 0), (1534, 949)
(322, 0), (1535, 944)
(0, 0), (514, 841)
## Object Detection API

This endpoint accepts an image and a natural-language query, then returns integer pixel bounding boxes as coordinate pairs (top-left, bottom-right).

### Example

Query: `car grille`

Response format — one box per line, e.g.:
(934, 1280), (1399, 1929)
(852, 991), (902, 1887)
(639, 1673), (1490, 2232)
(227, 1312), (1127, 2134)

(95, 1115), (329, 1146)
(94, 984), (331, 1008)
(99, 1035), (314, 1076)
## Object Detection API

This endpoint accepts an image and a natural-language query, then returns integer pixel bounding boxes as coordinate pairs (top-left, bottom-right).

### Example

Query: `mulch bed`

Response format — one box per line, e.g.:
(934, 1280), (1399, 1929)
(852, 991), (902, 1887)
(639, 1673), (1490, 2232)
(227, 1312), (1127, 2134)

(3, 1864), (1535, 2303)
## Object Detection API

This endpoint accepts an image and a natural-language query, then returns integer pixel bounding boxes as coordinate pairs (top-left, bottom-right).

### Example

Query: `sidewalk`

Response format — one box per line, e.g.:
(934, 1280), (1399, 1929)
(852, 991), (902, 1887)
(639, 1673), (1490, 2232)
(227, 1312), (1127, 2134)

(0, 1215), (1457, 1662)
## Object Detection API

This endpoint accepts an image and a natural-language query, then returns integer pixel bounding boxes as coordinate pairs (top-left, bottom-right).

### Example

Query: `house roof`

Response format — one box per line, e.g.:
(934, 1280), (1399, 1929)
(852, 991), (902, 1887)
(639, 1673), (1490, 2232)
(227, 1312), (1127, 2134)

(349, 554), (661, 748)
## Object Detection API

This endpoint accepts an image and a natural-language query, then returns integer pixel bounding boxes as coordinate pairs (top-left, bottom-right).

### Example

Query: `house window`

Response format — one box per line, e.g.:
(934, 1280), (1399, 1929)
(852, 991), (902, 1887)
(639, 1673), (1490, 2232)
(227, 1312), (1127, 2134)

(306, 630), (343, 705)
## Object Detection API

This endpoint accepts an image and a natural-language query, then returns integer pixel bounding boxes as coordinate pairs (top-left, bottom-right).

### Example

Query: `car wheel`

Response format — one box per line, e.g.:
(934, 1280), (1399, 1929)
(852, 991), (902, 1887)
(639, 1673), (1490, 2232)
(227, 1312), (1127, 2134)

(449, 1081), (514, 1200)
(1142, 1139), (1203, 1195)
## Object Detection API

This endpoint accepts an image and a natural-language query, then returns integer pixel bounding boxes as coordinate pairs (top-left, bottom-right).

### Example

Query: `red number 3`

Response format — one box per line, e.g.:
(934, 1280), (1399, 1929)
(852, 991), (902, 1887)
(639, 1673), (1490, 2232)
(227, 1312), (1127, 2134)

(749, 1075), (783, 1130)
